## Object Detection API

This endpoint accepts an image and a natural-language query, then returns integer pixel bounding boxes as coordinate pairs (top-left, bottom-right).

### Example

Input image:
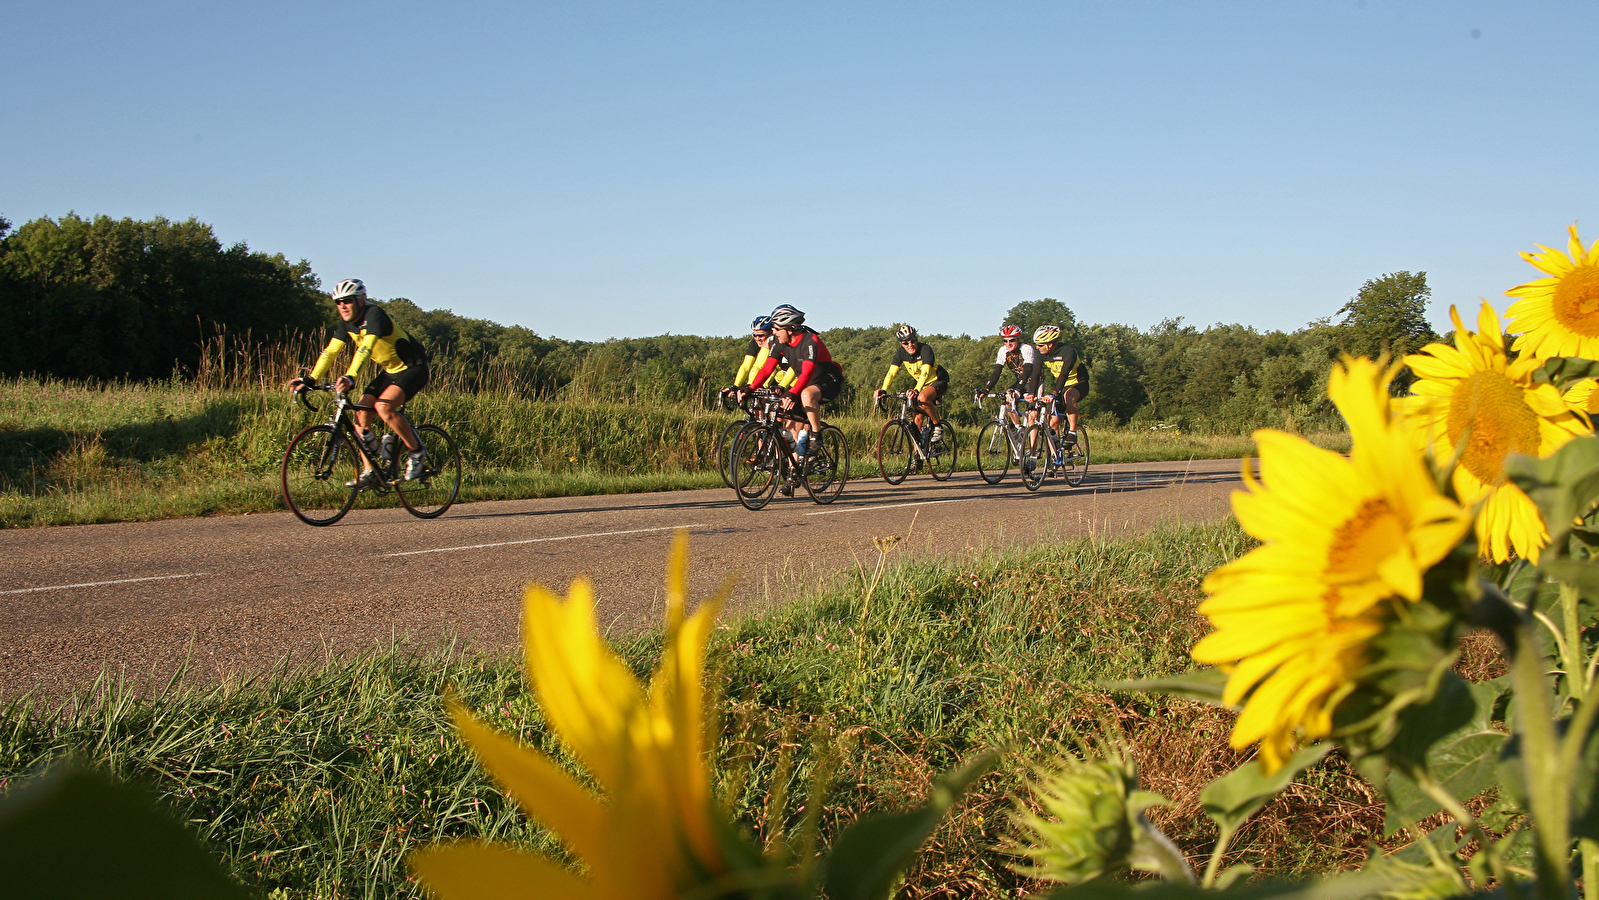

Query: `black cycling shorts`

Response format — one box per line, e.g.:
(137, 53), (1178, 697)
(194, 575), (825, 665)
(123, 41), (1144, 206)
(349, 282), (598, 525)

(806, 361), (844, 403)
(923, 379), (948, 402)
(364, 363), (430, 403)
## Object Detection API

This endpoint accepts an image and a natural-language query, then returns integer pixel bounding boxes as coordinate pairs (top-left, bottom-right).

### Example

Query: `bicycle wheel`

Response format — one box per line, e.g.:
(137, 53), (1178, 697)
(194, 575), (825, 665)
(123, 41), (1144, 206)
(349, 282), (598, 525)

(975, 421), (1010, 484)
(1062, 425), (1090, 487)
(281, 424), (359, 526)
(927, 425), (956, 481)
(714, 418), (748, 489)
(732, 425), (782, 510)
(394, 424), (463, 518)
(1020, 425), (1050, 492)
(876, 420), (915, 485)
(803, 425), (848, 505)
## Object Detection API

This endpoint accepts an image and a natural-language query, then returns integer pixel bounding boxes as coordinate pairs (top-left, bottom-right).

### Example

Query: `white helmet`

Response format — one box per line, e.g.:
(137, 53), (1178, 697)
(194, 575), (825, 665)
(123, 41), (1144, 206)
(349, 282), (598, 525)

(770, 305), (805, 327)
(331, 279), (367, 302)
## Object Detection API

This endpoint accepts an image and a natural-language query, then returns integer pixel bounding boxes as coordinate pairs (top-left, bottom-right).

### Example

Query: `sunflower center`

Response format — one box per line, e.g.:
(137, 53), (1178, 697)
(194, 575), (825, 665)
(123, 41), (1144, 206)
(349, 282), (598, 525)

(1325, 498), (1405, 580)
(1551, 263), (1599, 337)
(1445, 372), (1542, 485)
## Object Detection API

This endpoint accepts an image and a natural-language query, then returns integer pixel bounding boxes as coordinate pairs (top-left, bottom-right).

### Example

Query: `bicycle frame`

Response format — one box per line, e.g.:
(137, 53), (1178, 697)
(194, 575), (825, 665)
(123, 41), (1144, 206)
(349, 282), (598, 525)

(297, 385), (411, 482)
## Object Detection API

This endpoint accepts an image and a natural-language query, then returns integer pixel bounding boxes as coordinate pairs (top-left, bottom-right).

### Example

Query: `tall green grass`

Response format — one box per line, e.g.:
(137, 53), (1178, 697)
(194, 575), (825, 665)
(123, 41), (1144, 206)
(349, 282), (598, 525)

(0, 522), (1387, 898)
(0, 362), (1349, 527)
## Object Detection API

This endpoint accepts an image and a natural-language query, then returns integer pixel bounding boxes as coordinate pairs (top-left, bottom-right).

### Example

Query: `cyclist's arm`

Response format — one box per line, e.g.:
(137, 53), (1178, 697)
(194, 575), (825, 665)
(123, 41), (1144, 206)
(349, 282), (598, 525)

(345, 333), (380, 378)
(774, 365), (797, 388)
(880, 363), (901, 392)
(745, 346), (775, 388)
(307, 336), (349, 381)
(789, 359), (816, 393)
(983, 363), (1003, 393)
(748, 355), (780, 390)
(734, 353), (758, 387)
(912, 345), (937, 390)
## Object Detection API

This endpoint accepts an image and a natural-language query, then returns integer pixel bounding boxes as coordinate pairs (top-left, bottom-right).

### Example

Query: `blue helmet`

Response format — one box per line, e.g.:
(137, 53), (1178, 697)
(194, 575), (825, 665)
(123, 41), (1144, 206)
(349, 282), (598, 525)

(770, 304), (805, 327)
(751, 315), (774, 333)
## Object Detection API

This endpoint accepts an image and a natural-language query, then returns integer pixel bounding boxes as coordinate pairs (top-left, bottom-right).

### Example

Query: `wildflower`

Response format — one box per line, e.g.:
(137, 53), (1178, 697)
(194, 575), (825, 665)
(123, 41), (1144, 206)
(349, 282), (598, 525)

(409, 532), (728, 899)
(1504, 224), (1599, 360)
(1400, 302), (1589, 562)
(1564, 378), (1599, 416)
(1192, 357), (1472, 772)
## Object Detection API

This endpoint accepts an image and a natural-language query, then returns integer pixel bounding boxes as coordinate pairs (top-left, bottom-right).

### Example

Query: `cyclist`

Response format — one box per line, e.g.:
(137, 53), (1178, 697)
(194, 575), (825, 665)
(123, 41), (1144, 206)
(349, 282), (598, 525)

(1026, 324), (1088, 443)
(729, 316), (796, 394)
(977, 324), (1037, 427)
(287, 279), (430, 489)
(873, 324), (948, 445)
(739, 304), (844, 494)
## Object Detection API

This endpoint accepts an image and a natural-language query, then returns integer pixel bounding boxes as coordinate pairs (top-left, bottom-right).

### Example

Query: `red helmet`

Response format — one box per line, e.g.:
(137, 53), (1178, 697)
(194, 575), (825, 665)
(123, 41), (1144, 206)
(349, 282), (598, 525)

(1000, 325), (1023, 339)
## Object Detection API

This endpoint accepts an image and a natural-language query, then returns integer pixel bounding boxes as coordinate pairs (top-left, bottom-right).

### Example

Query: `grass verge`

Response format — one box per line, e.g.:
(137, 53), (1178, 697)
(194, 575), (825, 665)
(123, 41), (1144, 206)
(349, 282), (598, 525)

(0, 376), (1348, 527)
(0, 521), (1387, 897)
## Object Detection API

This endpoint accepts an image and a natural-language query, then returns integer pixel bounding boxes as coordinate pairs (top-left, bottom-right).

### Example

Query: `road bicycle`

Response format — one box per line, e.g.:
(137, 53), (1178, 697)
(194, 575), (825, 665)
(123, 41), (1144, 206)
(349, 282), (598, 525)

(281, 383), (463, 526)
(714, 388), (781, 489)
(972, 390), (1031, 484)
(728, 398), (848, 511)
(1020, 415), (1091, 491)
(875, 392), (955, 484)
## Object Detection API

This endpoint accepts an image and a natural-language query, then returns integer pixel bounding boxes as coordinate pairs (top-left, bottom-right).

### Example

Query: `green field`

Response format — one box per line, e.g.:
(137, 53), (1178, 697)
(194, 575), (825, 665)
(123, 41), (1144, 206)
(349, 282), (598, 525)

(0, 375), (1349, 527)
(0, 520), (1397, 898)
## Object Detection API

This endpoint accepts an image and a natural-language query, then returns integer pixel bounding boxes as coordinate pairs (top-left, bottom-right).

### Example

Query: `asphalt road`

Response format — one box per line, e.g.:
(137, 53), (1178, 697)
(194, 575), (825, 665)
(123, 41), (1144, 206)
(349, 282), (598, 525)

(0, 457), (1247, 697)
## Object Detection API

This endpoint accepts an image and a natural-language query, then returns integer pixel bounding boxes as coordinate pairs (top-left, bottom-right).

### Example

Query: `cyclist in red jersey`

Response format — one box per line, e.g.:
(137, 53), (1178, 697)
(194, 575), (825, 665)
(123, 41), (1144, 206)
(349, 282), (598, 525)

(737, 305), (843, 490)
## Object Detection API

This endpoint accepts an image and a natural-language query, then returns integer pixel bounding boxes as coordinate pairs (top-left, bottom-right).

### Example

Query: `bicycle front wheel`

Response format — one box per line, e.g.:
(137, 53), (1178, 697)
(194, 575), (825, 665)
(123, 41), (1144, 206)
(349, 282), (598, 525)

(1020, 425), (1049, 492)
(395, 424), (463, 519)
(731, 425), (782, 511)
(1063, 425), (1090, 487)
(281, 424), (359, 526)
(927, 425), (956, 481)
(803, 425), (848, 505)
(975, 421), (1009, 484)
(714, 418), (748, 489)
(877, 420), (915, 485)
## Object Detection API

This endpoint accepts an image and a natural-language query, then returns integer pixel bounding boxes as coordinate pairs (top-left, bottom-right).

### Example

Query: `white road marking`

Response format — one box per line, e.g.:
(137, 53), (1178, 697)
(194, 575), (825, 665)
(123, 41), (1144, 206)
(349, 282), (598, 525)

(805, 497), (980, 516)
(383, 524), (710, 557)
(1, 573), (207, 596)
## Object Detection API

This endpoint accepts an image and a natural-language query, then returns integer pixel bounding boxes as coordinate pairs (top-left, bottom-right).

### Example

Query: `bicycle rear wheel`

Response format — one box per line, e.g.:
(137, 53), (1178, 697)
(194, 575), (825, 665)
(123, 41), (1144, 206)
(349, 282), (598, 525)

(731, 425), (782, 510)
(1021, 425), (1049, 492)
(281, 424), (359, 526)
(1062, 425), (1090, 487)
(714, 418), (748, 489)
(876, 420), (915, 485)
(975, 421), (1009, 484)
(803, 425), (848, 504)
(927, 425), (956, 481)
(395, 424), (463, 518)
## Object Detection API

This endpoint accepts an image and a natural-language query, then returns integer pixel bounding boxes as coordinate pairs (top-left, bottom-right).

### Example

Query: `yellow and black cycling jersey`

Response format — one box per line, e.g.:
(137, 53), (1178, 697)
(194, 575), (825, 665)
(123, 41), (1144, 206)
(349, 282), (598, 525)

(309, 303), (428, 380)
(734, 338), (796, 389)
(1028, 344), (1082, 397)
(881, 342), (948, 392)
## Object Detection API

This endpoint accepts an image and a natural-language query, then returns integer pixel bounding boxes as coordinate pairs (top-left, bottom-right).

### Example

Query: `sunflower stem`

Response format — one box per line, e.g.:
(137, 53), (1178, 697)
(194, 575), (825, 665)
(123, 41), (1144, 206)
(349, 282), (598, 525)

(1199, 822), (1239, 889)
(1407, 765), (1517, 898)
(1559, 583), (1584, 704)
(1506, 618), (1575, 900)
(1581, 839), (1599, 900)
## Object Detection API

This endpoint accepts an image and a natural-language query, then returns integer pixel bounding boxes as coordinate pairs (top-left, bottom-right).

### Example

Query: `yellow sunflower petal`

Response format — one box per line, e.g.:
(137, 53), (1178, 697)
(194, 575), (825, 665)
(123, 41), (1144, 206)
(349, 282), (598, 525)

(409, 843), (589, 900)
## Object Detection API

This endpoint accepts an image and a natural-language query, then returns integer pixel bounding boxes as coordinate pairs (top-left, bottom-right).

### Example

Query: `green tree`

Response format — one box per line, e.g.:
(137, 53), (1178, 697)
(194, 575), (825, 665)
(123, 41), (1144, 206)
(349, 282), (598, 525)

(1336, 271), (1437, 361)
(1003, 298), (1081, 348)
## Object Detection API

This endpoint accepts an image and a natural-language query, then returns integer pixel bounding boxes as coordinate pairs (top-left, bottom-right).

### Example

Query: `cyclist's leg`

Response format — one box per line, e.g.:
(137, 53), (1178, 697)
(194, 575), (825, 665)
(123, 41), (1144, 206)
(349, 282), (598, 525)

(374, 364), (429, 450)
(1062, 386), (1082, 435)
(916, 383), (942, 426)
(799, 384), (824, 435)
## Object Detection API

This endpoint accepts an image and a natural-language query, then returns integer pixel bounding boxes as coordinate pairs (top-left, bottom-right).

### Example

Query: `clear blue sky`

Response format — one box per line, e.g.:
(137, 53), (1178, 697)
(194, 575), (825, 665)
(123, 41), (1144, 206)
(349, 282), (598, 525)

(5, 1), (1594, 342)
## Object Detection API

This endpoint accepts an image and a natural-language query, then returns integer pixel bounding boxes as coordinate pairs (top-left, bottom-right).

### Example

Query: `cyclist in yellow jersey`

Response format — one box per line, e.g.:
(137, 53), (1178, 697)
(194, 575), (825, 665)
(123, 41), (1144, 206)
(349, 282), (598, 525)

(872, 324), (948, 443)
(288, 279), (431, 490)
(1025, 324), (1088, 442)
(733, 316), (797, 390)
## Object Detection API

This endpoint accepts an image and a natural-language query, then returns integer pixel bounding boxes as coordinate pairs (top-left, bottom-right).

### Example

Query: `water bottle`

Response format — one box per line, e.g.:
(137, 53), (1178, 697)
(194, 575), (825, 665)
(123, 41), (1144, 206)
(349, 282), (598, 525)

(379, 433), (397, 465)
(795, 429), (810, 457)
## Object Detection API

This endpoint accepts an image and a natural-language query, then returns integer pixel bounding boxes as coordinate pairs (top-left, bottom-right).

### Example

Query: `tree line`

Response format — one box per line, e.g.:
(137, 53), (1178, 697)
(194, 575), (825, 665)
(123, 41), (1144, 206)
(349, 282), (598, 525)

(0, 213), (1438, 432)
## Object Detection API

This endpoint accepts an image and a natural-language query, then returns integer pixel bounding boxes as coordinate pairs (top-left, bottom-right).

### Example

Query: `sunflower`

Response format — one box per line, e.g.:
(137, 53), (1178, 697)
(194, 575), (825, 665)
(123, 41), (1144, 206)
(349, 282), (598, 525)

(1505, 224), (1599, 360)
(409, 532), (730, 899)
(1191, 357), (1472, 772)
(1399, 301), (1590, 563)
(1565, 378), (1599, 416)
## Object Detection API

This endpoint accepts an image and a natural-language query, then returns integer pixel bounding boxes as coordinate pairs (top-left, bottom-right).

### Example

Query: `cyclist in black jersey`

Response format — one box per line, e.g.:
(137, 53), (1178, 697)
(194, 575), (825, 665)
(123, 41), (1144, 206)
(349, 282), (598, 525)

(1025, 324), (1087, 442)
(288, 279), (431, 489)
(737, 305), (843, 494)
(873, 324), (948, 443)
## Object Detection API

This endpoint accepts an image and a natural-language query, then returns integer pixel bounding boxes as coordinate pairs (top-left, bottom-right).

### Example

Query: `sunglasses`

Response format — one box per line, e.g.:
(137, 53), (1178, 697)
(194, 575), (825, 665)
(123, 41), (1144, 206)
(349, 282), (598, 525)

(1003, 338), (1020, 343)
(335, 298), (359, 305)
(899, 340), (916, 346)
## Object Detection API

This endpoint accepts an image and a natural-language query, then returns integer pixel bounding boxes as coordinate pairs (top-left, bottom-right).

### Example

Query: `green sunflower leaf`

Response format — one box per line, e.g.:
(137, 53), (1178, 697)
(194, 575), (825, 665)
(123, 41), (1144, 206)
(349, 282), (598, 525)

(1530, 356), (1599, 391)
(821, 750), (997, 900)
(1505, 435), (1599, 554)
(1199, 744), (1331, 836)
(1040, 872), (1391, 900)
(1380, 676), (1510, 836)
(0, 763), (251, 900)
(1102, 668), (1229, 704)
